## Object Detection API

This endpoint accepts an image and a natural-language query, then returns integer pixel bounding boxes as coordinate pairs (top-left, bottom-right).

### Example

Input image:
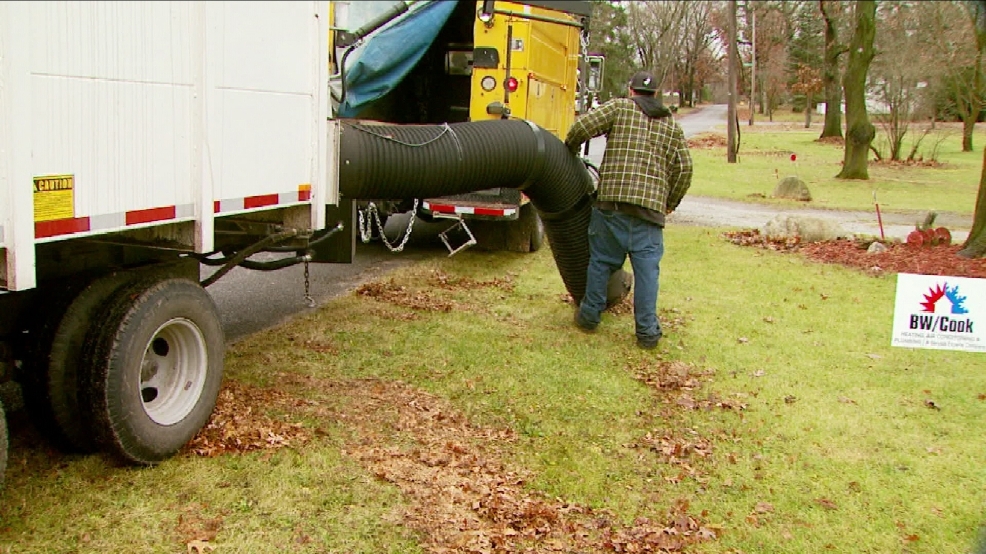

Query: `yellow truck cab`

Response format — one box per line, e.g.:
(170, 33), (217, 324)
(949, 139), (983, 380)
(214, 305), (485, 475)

(329, 0), (600, 254)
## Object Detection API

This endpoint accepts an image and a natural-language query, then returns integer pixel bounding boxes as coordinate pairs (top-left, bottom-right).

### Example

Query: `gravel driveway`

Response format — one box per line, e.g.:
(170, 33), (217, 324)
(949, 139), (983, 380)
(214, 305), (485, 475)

(669, 195), (972, 242)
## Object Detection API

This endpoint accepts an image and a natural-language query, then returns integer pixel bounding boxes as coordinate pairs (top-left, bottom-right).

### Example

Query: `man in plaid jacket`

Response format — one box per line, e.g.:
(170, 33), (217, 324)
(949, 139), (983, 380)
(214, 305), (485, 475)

(564, 71), (693, 349)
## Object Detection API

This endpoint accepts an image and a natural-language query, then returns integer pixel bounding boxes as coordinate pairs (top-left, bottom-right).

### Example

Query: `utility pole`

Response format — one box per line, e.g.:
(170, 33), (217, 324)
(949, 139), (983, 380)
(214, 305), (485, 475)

(727, 0), (738, 163)
(748, 3), (756, 126)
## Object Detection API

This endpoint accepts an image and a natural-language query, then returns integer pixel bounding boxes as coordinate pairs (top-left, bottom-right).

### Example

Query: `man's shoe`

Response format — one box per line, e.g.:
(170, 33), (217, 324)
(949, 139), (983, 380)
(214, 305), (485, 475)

(574, 310), (597, 333)
(637, 336), (660, 349)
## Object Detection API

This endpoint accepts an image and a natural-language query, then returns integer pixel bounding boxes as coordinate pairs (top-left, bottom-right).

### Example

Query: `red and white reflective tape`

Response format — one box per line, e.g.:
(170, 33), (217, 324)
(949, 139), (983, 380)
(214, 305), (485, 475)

(35, 186), (313, 241)
(213, 187), (311, 214)
(422, 200), (516, 218)
(34, 203), (196, 241)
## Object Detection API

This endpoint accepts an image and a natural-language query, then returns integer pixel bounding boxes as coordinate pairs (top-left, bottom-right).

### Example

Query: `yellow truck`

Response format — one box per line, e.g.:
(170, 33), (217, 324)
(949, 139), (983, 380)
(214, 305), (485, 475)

(329, 0), (602, 254)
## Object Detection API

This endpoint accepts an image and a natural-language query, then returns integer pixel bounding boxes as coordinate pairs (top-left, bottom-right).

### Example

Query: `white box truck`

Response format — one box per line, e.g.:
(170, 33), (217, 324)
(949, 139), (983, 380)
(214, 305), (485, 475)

(0, 0), (339, 483)
(0, 0), (621, 489)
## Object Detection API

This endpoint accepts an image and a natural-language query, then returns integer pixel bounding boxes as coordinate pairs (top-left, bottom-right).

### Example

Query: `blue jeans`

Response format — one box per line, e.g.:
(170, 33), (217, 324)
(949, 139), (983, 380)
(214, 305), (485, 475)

(578, 207), (664, 343)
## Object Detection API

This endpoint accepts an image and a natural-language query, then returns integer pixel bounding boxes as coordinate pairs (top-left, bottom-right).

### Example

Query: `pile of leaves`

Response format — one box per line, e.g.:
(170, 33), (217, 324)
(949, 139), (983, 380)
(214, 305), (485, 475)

(182, 380), (313, 457)
(687, 133), (727, 149)
(356, 269), (516, 313)
(724, 229), (986, 279)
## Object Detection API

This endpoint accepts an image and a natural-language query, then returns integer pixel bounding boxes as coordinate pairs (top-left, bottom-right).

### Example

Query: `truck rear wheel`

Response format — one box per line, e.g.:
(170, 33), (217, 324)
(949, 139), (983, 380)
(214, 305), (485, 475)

(0, 399), (7, 490)
(83, 278), (224, 465)
(470, 203), (545, 253)
(524, 204), (545, 252)
(23, 272), (135, 453)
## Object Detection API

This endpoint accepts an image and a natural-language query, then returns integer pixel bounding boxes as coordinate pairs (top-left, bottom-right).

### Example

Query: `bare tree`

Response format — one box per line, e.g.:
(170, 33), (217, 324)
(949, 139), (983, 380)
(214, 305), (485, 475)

(679, 1), (716, 107)
(869, 1), (935, 162)
(836, 0), (876, 180)
(749, 4), (791, 120)
(625, 1), (689, 90)
(922, 0), (985, 153)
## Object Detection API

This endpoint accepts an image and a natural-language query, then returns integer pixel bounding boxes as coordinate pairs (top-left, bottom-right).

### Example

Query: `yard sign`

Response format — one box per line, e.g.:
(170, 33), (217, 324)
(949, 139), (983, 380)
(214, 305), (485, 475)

(891, 273), (986, 352)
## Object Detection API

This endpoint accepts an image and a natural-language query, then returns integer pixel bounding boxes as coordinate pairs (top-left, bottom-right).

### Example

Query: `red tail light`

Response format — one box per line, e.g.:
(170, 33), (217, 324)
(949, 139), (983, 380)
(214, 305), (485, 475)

(505, 76), (519, 93)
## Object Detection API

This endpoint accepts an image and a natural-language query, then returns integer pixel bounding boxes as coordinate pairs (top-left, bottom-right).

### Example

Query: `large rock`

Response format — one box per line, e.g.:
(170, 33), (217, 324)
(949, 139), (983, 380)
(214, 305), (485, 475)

(762, 214), (845, 242)
(772, 176), (812, 201)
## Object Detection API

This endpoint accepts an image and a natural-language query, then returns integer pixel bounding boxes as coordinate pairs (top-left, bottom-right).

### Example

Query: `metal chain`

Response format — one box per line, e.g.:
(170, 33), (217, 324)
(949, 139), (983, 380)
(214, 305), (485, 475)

(356, 199), (420, 253)
(303, 259), (315, 308)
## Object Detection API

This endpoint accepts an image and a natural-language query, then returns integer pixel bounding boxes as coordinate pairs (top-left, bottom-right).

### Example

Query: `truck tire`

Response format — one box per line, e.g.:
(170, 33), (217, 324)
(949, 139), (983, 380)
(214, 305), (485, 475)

(523, 203), (545, 252)
(469, 203), (544, 253)
(0, 398), (7, 490)
(23, 272), (134, 453)
(82, 277), (224, 465)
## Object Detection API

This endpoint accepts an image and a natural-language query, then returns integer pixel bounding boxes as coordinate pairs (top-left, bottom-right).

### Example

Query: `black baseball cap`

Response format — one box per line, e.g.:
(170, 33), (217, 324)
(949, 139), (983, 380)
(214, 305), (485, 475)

(629, 71), (657, 93)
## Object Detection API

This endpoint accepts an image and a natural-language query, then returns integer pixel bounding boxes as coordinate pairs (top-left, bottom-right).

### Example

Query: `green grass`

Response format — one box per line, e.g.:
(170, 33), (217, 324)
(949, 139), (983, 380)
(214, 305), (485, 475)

(689, 122), (985, 217)
(2, 228), (982, 553)
(2, 117), (984, 552)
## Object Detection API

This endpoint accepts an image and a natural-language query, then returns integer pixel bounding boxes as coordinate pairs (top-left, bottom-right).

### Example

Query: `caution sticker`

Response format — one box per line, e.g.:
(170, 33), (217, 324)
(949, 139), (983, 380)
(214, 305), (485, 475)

(33, 174), (75, 222)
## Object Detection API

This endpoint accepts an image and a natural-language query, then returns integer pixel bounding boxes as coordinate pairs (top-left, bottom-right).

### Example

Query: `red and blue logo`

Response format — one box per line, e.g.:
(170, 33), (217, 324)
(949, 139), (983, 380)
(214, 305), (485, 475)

(911, 282), (973, 333)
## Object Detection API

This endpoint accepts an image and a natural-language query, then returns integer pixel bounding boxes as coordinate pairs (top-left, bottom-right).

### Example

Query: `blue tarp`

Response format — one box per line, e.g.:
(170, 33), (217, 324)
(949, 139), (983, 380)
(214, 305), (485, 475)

(338, 1), (458, 118)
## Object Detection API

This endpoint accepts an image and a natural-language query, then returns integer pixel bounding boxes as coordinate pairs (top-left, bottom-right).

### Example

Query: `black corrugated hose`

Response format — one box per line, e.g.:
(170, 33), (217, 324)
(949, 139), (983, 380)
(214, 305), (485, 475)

(338, 119), (618, 305)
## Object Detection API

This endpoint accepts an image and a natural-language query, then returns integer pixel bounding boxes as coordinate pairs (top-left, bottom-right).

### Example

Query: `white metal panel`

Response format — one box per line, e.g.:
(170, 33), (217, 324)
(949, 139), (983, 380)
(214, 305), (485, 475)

(2, 1), (330, 290)
(205, 1), (326, 210)
(28, 1), (198, 222)
(1, 2), (38, 291)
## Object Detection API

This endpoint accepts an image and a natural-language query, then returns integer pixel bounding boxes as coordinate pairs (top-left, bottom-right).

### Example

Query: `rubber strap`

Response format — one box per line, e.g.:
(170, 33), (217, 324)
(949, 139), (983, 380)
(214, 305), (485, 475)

(517, 120), (546, 191)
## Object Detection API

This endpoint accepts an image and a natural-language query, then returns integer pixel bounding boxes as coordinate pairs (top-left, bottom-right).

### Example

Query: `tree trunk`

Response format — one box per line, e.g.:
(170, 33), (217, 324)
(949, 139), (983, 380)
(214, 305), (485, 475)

(958, 147), (986, 258)
(819, 0), (844, 139)
(805, 94), (813, 129)
(963, 116), (977, 152)
(962, 32), (985, 153)
(836, 0), (876, 180)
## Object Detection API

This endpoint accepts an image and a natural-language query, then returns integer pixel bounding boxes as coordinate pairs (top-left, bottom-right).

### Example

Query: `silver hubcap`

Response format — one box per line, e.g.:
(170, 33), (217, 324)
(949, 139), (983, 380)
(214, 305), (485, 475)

(139, 318), (208, 426)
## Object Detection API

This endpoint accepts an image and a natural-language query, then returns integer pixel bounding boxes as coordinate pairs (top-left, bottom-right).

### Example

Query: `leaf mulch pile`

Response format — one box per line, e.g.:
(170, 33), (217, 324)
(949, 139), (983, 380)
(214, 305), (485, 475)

(355, 269), (516, 314)
(724, 229), (986, 279)
(182, 379), (313, 458)
(687, 133), (727, 149)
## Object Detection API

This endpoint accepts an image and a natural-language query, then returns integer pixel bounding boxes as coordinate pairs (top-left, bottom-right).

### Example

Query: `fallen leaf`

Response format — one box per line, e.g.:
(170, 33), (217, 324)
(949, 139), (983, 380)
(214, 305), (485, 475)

(187, 540), (215, 554)
(755, 502), (774, 514)
(838, 396), (857, 405)
(815, 498), (838, 510)
(763, 316), (775, 323)
(977, 393), (985, 401)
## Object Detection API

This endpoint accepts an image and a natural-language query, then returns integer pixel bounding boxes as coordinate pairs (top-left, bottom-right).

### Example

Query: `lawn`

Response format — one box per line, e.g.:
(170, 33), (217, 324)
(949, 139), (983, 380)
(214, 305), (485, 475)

(1, 112), (984, 554)
(688, 112), (986, 219)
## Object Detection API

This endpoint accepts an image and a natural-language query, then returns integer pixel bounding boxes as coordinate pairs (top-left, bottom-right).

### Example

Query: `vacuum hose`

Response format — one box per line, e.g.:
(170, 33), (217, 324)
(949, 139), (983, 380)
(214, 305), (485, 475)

(337, 119), (619, 304)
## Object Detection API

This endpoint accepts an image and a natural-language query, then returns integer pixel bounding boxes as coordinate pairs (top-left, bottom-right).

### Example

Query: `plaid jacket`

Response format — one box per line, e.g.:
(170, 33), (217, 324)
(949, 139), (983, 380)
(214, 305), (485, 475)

(564, 98), (693, 214)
